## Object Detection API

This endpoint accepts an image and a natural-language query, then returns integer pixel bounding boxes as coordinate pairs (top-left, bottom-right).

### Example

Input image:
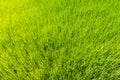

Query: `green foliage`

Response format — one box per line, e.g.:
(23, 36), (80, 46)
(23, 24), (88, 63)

(0, 0), (120, 79)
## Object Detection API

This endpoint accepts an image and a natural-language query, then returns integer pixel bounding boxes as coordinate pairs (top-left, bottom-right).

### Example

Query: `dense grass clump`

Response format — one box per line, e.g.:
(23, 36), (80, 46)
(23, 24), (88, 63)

(0, 0), (120, 79)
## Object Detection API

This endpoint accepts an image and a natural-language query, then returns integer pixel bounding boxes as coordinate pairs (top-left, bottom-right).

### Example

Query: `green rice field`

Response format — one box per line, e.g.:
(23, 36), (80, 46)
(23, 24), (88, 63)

(0, 0), (120, 79)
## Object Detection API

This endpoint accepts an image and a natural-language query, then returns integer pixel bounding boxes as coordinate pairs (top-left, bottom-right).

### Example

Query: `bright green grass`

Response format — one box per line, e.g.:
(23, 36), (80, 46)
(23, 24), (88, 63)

(0, 0), (120, 79)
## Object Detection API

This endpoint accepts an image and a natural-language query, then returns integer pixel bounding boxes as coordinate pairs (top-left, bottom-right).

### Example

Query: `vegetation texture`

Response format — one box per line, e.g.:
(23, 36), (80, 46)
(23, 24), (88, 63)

(0, 0), (120, 80)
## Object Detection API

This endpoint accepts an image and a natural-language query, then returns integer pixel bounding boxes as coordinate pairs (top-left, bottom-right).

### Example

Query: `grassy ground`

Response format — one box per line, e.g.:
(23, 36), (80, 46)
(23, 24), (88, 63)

(0, 0), (120, 79)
